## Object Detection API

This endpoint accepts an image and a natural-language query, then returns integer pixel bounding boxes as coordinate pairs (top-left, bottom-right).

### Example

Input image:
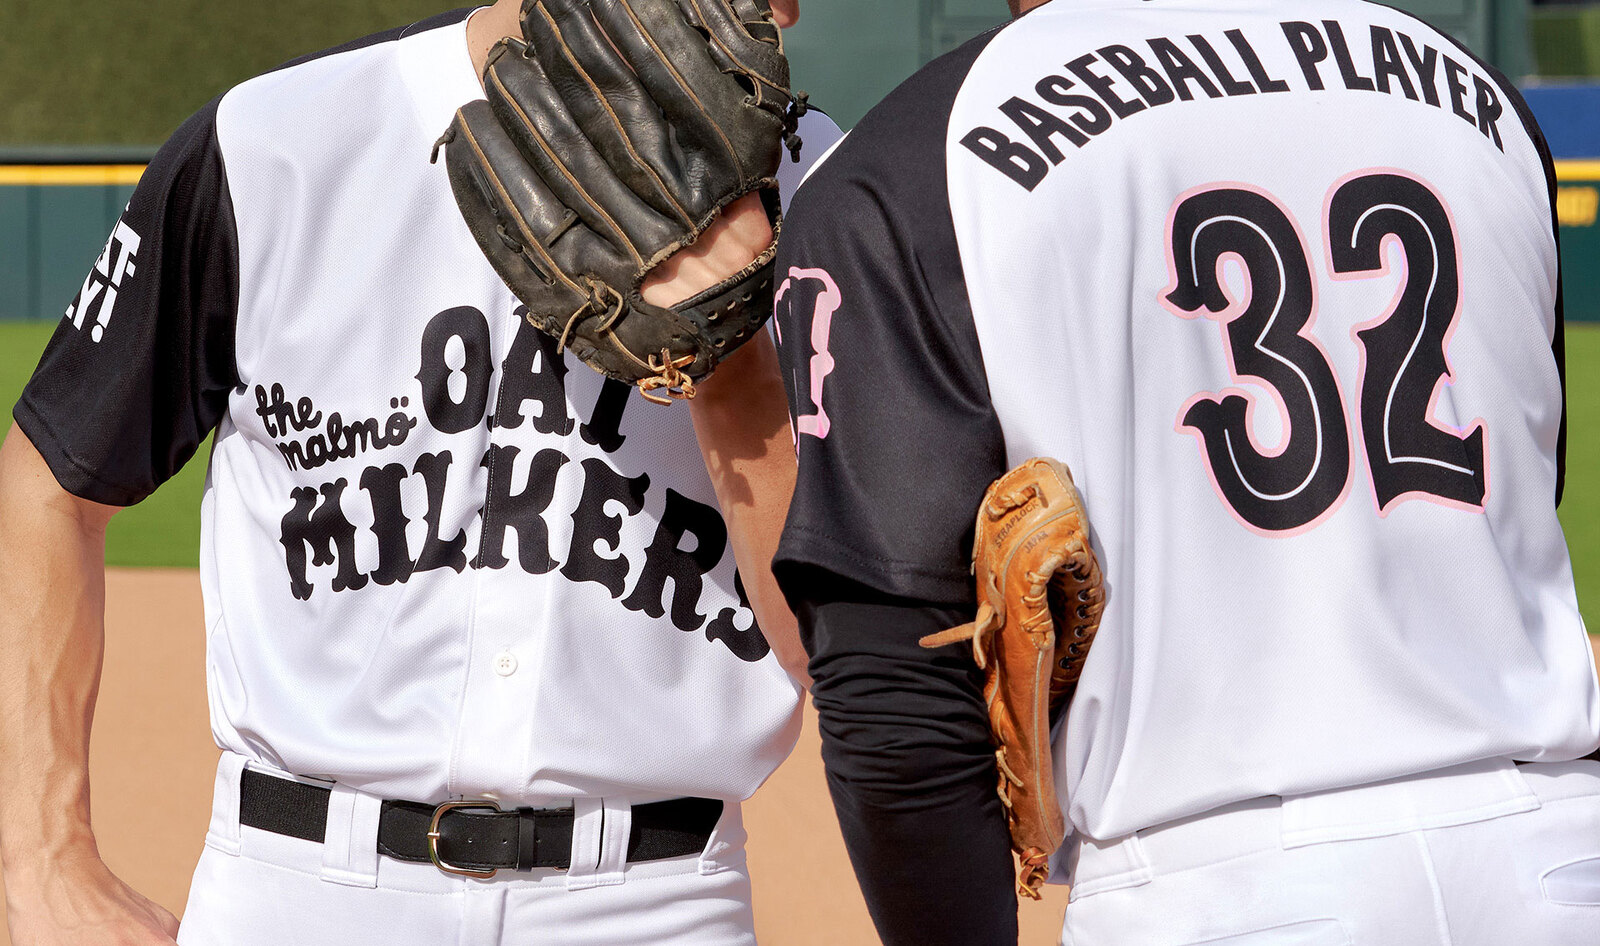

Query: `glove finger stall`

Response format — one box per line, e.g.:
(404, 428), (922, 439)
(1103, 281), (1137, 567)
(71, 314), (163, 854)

(581, 0), (756, 210)
(677, 0), (791, 118)
(443, 103), (620, 336)
(483, 41), (683, 275)
(442, 105), (576, 290)
(728, 0), (780, 41)
(521, 0), (696, 226)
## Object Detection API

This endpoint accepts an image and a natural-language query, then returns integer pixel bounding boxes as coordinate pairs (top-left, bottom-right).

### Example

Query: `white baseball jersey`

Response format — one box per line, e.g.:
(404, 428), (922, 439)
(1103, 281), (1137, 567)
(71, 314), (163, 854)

(16, 10), (842, 806)
(772, 0), (1600, 841)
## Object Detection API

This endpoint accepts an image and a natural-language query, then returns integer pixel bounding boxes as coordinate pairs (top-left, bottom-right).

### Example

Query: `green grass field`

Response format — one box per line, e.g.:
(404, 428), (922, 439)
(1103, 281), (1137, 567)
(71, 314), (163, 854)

(4, 320), (1600, 630)
(1563, 326), (1600, 631)
(0, 1), (450, 147)
(0, 0), (992, 147)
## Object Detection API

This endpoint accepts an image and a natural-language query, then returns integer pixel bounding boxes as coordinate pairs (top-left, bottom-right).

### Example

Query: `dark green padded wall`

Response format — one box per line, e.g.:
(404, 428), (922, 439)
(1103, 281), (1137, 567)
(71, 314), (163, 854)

(0, 183), (136, 322)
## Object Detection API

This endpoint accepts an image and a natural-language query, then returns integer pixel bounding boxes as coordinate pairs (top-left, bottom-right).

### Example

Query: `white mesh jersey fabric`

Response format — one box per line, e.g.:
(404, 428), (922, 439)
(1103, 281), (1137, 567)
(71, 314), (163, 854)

(194, 16), (834, 804)
(943, 0), (1600, 840)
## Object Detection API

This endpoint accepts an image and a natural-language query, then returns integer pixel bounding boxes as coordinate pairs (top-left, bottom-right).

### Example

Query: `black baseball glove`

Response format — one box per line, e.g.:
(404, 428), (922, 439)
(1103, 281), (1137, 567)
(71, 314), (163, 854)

(436, 0), (803, 403)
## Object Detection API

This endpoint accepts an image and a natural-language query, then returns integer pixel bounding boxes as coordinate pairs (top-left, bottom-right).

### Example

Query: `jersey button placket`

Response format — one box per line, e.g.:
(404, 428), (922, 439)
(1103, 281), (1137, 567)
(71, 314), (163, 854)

(447, 312), (534, 800)
(453, 310), (558, 799)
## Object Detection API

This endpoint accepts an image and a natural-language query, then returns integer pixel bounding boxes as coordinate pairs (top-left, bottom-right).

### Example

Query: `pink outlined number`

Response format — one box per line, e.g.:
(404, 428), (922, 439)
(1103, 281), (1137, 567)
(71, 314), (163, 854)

(1163, 186), (1352, 534)
(1326, 172), (1487, 513)
(1164, 173), (1487, 532)
(775, 267), (842, 441)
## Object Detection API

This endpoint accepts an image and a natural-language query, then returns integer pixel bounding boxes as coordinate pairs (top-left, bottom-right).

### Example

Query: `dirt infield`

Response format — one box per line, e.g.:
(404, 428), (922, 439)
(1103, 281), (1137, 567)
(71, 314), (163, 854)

(0, 569), (1067, 944)
(5, 569), (1598, 944)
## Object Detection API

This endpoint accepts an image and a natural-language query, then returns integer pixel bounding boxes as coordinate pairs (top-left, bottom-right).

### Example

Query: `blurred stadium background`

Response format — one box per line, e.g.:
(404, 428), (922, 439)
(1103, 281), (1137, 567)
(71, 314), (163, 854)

(1, 1), (1598, 943)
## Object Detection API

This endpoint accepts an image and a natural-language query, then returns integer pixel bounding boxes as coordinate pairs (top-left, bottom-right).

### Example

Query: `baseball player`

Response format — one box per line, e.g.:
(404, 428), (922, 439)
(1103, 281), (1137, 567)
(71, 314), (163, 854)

(768, 0), (1600, 943)
(0, 1), (838, 944)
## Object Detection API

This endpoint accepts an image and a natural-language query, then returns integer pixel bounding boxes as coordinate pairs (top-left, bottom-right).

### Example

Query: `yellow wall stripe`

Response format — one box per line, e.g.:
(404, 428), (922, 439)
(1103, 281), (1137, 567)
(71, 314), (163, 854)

(0, 165), (147, 186)
(0, 159), (1598, 193)
(1557, 160), (1600, 182)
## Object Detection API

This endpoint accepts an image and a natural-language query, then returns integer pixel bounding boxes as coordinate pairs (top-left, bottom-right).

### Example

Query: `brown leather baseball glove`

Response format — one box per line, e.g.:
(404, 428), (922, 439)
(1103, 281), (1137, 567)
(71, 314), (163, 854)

(920, 457), (1106, 900)
(436, 0), (801, 404)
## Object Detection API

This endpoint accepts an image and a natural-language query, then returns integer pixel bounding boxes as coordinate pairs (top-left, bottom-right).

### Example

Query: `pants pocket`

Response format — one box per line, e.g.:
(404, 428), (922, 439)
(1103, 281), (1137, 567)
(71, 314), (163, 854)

(1173, 918), (1351, 946)
(1542, 855), (1600, 906)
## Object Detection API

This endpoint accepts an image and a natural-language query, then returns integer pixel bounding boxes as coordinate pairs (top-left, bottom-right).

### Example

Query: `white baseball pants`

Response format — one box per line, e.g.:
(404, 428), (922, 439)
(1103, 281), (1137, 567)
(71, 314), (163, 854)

(176, 753), (757, 946)
(1060, 757), (1600, 946)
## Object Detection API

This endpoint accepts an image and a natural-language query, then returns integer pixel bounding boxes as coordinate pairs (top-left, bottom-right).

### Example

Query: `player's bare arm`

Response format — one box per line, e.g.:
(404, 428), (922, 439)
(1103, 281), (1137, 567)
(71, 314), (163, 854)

(639, 182), (807, 687)
(646, 133), (808, 685)
(0, 426), (179, 946)
(681, 333), (808, 686)
(642, 139), (808, 688)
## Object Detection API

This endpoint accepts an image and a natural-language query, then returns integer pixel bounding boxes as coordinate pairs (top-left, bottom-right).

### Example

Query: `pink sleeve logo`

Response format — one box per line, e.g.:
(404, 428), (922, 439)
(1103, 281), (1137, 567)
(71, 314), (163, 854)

(775, 267), (842, 441)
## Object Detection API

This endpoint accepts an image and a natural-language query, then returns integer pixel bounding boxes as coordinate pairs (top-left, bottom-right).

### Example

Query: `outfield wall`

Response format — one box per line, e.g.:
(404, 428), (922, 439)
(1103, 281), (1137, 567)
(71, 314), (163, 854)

(3, 156), (1598, 325)
(0, 157), (140, 324)
(0, 0), (1590, 324)
(1559, 160), (1600, 323)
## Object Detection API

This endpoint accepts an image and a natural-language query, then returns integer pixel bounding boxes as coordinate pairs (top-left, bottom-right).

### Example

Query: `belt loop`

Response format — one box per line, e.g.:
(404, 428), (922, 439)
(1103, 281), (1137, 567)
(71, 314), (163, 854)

(566, 798), (629, 890)
(320, 784), (382, 888)
(598, 798), (632, 881)
(206, 752), (248, 857)
(1064, 830), (1154, 901)
(698, 801), (742, 875)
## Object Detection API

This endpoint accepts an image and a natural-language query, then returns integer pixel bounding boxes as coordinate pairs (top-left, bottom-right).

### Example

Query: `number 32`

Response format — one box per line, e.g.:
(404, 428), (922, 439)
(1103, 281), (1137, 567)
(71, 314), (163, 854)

(1163, 173), (1487, 534)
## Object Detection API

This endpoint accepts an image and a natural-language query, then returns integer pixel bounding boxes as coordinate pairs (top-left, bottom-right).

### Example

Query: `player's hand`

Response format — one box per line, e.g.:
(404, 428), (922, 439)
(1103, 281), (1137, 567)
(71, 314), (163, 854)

(640, 193), (774, 308)
(4, 852), (180, 945)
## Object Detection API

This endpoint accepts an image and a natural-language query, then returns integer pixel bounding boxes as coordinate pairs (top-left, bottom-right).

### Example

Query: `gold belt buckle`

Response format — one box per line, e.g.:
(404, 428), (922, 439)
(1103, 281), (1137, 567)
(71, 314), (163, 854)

(427, 800), (503, 878)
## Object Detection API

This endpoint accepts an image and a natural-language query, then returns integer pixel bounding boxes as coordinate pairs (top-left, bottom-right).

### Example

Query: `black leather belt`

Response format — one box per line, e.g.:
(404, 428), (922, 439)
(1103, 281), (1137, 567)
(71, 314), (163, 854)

(238, 769), (723, 877)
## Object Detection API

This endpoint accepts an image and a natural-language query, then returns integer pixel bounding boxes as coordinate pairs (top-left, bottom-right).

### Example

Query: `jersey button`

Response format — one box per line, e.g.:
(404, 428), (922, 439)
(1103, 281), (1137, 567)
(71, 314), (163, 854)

(493, 652), (518, 677)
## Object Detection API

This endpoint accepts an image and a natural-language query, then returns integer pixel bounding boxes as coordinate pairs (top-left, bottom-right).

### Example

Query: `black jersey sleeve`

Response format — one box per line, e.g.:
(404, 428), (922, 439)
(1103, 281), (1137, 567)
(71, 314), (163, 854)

(771, 32), (1008, 605)
(791, 567), (1019, 945)
(771, 27), (1024, 943)
(13, 96), (241, 507)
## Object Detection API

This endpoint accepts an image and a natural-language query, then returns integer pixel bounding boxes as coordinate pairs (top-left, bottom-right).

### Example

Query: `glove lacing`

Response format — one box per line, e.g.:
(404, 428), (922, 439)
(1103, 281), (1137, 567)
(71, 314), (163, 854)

(556, 278), (620, 352)
(635, 351), (698, 405)
(782, 91), (809, 162)
(558, 279), (699, 405)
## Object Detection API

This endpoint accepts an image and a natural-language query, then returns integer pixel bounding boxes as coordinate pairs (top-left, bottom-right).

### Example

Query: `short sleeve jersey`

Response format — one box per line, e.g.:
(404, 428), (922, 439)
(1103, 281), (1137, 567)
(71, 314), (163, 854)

(16, 10), (841, 805)
(773, 0), (1600, 840)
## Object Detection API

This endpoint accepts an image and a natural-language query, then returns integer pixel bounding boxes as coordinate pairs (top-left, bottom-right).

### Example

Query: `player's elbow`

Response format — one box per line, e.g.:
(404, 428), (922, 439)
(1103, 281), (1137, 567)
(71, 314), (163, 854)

(818, 721), (1000, 808)
(0, 424), (119, 538)
(794, 583), (997, 803)
(809, 654), (998, 806)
